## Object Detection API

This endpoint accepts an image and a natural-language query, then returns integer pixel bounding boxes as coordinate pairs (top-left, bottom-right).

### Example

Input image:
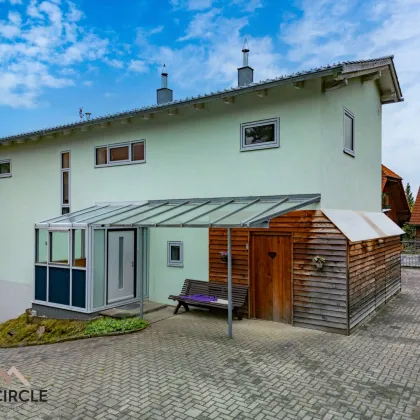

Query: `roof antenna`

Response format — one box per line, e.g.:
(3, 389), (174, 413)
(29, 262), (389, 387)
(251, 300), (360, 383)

(242, 39), (250, 67)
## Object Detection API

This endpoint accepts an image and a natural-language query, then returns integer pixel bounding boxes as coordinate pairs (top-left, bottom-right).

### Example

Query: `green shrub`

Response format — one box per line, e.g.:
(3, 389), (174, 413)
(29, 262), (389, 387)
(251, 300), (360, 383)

(85, 317), (148, 336)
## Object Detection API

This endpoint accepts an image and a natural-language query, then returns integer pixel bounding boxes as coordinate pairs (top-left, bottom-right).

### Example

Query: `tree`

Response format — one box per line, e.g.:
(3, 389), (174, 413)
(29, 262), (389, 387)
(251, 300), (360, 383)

(405, 183), (415, 211)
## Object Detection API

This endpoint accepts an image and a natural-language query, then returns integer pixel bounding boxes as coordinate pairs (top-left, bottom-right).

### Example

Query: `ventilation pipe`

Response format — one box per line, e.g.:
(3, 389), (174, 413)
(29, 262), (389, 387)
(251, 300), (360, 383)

(157, 64), (173, 104)
(238, 39), (254, 87)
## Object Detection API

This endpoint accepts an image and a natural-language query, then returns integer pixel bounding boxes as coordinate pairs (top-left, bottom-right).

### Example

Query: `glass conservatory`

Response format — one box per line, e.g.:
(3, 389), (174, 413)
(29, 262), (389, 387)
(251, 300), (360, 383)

(34, 194), (320, 318)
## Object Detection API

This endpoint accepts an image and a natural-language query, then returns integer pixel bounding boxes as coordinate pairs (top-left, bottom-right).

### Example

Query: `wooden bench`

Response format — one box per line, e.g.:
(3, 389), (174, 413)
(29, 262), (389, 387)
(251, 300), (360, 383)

(168, 279), (248, 320)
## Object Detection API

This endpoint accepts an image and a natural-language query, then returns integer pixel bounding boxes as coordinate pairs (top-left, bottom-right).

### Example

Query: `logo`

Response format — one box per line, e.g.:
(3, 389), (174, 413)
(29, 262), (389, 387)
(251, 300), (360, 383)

(0, 366), (47, 403)
(0, 367), (30, 387)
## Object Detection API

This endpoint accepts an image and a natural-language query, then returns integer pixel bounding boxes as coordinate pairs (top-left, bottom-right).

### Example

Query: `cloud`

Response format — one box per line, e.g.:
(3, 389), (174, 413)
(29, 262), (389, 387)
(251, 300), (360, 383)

(0, 0), (115, 108)
(170, 0), (213, 11)
(128, 59), (148, 73)
(137, 7), (283, 91)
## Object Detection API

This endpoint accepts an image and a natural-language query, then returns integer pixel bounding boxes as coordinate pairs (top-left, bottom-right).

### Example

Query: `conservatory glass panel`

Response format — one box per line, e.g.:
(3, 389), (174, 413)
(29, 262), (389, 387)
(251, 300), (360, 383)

(98, 204), (157, 225)
(246, 201), (301, 225)
(36, 229), (48, 264)
(119, 204), (176, 225)
(63, 206), (126, 224)
(141, 203), (202, 225)
(184, 203), (250, 226)
(159, 203), (222, 225)
(215, 201), (280, 225)
(73, 229), (86, 268)
(93, 229), (106, 309)
(49, 231), (69, 265)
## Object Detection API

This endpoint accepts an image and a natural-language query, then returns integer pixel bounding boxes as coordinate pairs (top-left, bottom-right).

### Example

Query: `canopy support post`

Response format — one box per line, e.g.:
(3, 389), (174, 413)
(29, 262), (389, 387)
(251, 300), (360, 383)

(138, 228), (144, 319)
(228, 227), (233, 339)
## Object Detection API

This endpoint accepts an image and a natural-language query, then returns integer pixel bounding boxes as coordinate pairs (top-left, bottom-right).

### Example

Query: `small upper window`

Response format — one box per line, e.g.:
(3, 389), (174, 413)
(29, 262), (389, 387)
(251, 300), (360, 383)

(96, 147), (107, 165)
(95, 140), (146, 167)
(240, 118), (279, 151)
(167, 241), (183, 267)
(344, 109), (355, 156)
(110, 145), (129, 163)
(132, 142), (145, 162)
(61, 152), (70, 169)
(0, 159), (11, 178)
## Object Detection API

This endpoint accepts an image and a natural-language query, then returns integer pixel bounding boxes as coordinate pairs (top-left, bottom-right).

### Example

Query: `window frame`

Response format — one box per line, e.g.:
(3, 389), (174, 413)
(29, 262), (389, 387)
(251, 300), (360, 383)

(343, 108), (355, 157)
(167, 241), (184, 268)
(95, 140), (146, 168)
(0, 159), (12, 178)
(240, 117), (280, 152)
(61, 151), (71, 214)
(48, 230), (70, 266)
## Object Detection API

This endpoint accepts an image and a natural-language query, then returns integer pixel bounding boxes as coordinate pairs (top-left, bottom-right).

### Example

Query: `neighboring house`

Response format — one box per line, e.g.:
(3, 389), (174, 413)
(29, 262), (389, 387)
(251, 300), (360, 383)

(0, 51), (404, 334)
(409, 188), (420, 240)
(381, 164), (411, 226)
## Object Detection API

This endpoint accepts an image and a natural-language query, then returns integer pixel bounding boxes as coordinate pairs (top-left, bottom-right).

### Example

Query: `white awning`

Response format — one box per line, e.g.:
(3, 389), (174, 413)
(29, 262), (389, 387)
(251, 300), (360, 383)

(322, 209), (404, 242)
(35, 194), (321, 229)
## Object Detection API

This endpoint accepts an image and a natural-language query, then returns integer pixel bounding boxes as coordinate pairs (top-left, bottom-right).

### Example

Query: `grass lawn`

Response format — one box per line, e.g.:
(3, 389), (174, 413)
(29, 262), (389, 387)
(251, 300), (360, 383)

(0, 314), (148, 347)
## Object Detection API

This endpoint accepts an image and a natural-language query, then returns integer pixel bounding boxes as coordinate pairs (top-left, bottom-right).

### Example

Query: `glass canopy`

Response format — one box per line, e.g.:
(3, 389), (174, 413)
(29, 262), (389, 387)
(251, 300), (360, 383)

(35, 194), (321, 229)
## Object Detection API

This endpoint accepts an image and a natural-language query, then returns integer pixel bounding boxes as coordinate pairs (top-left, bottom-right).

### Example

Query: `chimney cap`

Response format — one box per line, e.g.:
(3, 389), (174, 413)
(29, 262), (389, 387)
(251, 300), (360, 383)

(242, 38), (249, 53)
(161, 64), (168, 76)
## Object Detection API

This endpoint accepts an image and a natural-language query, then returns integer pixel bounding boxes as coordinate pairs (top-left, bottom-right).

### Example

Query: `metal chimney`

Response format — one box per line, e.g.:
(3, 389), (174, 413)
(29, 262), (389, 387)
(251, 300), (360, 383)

(157, 64), (173, 104)
(238, 39), (254, 87)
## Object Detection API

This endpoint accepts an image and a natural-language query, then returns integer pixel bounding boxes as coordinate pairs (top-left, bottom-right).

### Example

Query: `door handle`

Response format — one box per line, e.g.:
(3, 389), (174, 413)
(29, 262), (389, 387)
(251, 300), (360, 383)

(131, 261), (134, 268)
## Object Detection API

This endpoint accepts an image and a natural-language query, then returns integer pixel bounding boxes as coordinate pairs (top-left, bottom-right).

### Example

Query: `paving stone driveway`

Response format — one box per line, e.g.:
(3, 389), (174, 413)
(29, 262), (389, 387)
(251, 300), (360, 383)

(1, 269), (420, 420)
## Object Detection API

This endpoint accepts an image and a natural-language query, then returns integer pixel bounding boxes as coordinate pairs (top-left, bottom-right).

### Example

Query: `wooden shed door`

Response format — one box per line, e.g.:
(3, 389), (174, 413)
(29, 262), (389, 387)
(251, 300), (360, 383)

(251, 234), (292, 323)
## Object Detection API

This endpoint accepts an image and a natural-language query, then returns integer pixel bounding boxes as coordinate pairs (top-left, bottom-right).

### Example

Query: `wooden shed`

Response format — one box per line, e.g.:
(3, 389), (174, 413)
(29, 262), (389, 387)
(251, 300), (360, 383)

(209, 209), (403, 335)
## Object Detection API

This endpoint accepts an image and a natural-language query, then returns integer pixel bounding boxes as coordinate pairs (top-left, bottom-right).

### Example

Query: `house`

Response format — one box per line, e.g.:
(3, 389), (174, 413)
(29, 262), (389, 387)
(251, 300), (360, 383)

(409, 188), (420, 240)
(0, 50), (404, 334)
(381, 164), (411, 226)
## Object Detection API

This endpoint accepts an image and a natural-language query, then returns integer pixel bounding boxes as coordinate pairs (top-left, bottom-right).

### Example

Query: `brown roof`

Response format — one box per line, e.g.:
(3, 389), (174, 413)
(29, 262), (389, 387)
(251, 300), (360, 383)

(382, 164), (402, 192)
(410, 187), (420, 225)
(382, 164), (402, 180)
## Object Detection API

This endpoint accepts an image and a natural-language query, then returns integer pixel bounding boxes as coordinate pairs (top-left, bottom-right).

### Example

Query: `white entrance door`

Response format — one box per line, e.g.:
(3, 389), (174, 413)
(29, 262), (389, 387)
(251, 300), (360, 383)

(108, 230), (135, 303)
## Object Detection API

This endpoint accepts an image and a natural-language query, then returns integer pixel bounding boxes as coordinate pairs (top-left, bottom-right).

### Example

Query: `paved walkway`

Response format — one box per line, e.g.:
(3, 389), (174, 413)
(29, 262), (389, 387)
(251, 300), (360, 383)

(0, 270), (420, 419)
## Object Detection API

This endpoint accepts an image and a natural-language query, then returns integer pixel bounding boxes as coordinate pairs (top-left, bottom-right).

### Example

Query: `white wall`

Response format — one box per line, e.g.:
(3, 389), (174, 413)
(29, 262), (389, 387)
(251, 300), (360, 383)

(0, 77), (382, 319)
(148, 228), (209, 305)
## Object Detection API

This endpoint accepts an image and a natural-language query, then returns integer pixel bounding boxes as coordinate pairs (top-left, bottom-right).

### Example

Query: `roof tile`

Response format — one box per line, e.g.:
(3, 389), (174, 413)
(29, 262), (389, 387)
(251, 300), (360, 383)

(410, 187), (420, 225)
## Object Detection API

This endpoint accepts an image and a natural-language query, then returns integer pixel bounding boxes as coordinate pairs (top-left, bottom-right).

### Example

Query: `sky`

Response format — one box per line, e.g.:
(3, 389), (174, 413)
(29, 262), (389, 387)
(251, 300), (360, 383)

(0, 0), (419, 193)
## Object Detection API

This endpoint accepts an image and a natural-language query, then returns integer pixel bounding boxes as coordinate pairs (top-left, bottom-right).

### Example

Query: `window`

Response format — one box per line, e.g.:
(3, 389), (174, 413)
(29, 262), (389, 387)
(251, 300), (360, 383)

(49, 231), (69, 265)
(382, 192), (391, 210)
(110, 145), (129, 163)
(61, 151), (70, 214)
(344, 109), (355, 156)
(73, 229), (86, 268)
(95, 140), (146, 167)
(167, 241), (183, 267)
(240, 118), (279, 151)
(96, 147), (107, 165)
(0, 159), (11, 178)
(36, 229), (48, 264)
(132, 142), (145, 161)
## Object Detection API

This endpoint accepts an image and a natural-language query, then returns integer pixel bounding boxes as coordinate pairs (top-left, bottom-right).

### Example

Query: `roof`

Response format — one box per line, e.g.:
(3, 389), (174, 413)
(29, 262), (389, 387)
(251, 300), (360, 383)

(410, 187), (420, 225)
(382, 164), (402, 180)
(382, 164), (403, 192)
(35, 194), (321, 229)
(323, 209), (404, 242)
(0, 56), (403, 145)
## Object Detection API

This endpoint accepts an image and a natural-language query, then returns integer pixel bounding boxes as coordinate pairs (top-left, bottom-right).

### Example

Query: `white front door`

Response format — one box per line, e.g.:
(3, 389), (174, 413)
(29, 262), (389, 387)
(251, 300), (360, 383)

(107, 230), (135, 303)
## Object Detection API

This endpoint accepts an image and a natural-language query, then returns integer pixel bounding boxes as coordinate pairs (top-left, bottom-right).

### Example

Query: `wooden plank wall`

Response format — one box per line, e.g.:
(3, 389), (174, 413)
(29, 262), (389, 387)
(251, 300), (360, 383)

(209, 210), (349, 334)
(348, 236), (402, 331)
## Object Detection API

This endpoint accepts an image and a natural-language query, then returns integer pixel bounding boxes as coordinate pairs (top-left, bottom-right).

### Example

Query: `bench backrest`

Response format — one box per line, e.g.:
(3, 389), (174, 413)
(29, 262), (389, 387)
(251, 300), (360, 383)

(181, 279), (248, 306)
